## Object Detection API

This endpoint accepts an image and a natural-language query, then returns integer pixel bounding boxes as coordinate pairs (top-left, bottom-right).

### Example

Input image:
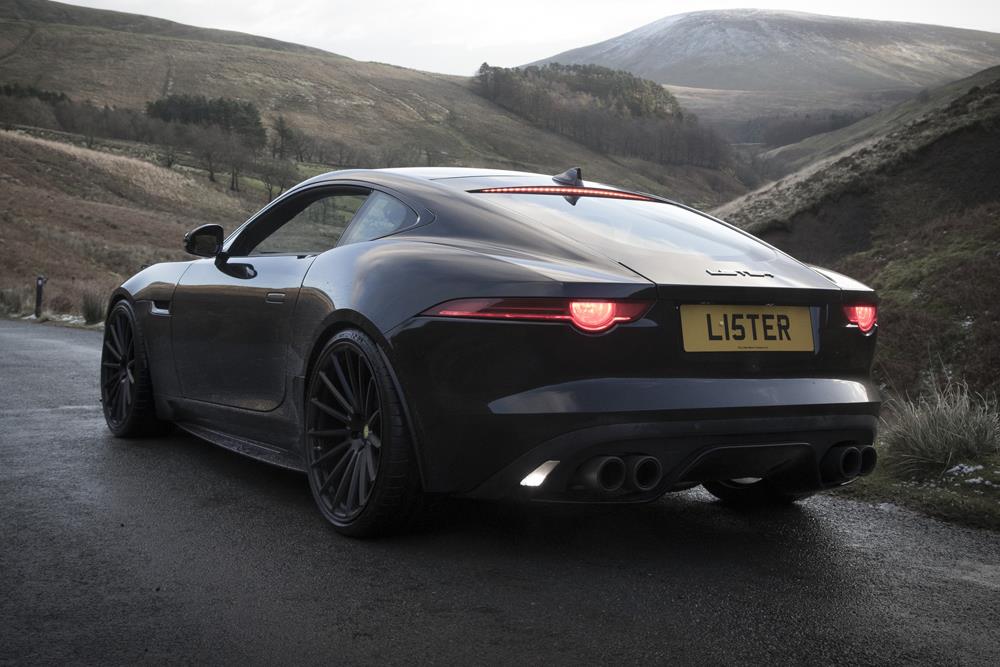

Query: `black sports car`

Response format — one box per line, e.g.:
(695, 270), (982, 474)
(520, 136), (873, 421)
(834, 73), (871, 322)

(101, 167), (880, 536)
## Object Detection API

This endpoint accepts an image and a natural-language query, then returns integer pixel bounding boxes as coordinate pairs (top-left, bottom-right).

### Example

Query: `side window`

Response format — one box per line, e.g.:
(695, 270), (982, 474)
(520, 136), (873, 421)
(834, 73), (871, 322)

(339, 191), (418, 246)
(248, 192), (368, 256)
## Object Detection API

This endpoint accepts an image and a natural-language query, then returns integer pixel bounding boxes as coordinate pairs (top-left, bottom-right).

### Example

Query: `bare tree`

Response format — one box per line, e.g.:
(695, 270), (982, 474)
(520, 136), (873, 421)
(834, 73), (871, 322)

(271, 114), (294, 159)
(186, 125), (228, 182)
(258, 158), (299, 202)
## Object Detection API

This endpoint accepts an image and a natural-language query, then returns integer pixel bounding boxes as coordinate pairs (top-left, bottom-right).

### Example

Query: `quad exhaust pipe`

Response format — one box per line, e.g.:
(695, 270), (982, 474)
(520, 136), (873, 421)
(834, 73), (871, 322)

(859, 445), (877, 476)
(575, 456), (626, 492)
(574, 454), (663, 493)
(624, 455), (663, 492)
(821, 444), (877, 483)
(573, 445), (877, 493)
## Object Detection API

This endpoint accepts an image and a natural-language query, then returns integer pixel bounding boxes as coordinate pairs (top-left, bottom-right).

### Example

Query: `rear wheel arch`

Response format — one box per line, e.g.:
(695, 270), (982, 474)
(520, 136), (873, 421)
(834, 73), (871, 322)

(301, 311), (427, 488)
(303, 310), (389, 384)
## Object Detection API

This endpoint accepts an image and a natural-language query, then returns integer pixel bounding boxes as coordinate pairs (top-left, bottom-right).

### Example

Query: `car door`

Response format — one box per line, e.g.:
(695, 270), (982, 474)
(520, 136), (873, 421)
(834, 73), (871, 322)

(170, 186), (370, 411)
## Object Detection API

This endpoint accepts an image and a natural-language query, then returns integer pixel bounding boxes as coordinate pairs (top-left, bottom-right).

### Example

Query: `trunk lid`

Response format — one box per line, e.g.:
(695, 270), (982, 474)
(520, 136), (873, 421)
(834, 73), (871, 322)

(467, 190), (840, 295)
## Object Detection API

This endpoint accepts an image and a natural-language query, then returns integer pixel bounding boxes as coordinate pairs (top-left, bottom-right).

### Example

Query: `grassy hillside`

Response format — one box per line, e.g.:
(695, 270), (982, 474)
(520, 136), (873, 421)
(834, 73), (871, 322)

(714, 69), (1000, 394)
(0, 0), (324, 53)
(0, 129), (251, 312)
(759, 66), (1000, 176)
(0, 1), (744, 207)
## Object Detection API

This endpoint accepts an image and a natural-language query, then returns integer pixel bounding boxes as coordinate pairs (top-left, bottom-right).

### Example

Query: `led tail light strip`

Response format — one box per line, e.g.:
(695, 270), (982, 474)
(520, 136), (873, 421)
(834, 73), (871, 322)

(422, 298), (651, 333)
(470, 186), (656, 201)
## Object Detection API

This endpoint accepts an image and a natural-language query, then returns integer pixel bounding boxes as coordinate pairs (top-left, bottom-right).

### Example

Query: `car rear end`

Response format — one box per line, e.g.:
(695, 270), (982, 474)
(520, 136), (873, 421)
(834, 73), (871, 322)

(387, 175), (880, 502)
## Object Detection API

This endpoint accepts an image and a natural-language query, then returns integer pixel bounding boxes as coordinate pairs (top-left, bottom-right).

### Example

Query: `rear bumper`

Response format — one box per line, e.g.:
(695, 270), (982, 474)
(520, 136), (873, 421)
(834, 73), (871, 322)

(388, 310), (879, 495)
(464, 412), (878, 501)
(395, 365), (879, 495)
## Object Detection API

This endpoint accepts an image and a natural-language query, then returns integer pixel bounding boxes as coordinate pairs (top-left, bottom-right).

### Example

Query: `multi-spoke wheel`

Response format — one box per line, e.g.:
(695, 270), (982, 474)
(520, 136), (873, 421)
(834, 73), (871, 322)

(305, 329), (421, 536)
(100, 300), (164, 437)
(702, 478), (813, 505)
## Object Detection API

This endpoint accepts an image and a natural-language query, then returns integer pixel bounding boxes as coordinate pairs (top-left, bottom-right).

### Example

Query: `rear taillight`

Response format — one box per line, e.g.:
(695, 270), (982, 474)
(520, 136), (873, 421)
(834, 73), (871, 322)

(422, 298), (650, 333)
(843, 304), (877, 333)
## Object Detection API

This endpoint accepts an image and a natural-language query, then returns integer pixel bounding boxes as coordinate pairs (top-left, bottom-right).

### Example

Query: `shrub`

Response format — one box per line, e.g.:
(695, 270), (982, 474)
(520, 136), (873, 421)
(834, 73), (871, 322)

(48, 293), (73, 314)
(880, 382), (1000, 479)
(0, 287), (31, 315)
(82, 291), (106, 324)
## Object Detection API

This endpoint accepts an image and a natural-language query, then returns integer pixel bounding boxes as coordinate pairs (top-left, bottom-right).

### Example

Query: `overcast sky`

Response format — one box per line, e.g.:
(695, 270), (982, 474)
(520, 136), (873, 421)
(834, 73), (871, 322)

(65, 1), (1000, 75)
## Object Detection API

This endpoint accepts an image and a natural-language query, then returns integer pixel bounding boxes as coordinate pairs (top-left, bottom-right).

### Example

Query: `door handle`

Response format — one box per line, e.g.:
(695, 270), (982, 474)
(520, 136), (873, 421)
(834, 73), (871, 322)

(265, 292), (286, 304)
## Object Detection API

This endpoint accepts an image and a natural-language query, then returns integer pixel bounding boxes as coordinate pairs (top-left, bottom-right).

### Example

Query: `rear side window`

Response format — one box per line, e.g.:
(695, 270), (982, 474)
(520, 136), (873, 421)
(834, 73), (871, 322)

(250, 192), (368, 255)
(476, 194), (774, 262)
(339, 191), (418, 246)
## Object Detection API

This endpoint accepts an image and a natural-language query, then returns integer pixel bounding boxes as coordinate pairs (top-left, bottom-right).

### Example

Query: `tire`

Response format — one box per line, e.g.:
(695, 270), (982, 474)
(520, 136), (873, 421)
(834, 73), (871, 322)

(100, 300), (167, 437)
(702, 478), (814, 506)
(304, 329), (421, 537)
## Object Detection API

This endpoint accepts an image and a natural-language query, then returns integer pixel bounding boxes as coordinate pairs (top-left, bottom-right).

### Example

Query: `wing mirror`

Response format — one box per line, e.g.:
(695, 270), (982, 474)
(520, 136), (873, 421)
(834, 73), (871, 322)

(184, 224), (224, 257)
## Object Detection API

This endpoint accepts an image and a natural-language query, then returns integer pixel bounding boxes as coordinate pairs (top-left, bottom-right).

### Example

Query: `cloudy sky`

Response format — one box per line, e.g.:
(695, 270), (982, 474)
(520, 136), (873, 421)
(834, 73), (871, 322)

(66, 1), (1000, 75)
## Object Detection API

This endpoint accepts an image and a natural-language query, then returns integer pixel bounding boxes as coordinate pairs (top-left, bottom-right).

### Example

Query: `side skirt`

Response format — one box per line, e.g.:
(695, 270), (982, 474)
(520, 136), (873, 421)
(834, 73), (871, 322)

(176, 422), (306, 473)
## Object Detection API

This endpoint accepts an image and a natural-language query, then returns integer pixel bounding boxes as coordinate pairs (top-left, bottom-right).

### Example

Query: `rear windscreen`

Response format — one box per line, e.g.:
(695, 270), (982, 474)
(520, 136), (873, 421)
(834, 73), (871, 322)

(473, 194), (775, 262)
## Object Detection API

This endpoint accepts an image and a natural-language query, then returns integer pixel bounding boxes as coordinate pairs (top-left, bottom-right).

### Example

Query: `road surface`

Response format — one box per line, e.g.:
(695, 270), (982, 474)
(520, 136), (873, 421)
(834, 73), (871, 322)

(1, 318), (998, 664)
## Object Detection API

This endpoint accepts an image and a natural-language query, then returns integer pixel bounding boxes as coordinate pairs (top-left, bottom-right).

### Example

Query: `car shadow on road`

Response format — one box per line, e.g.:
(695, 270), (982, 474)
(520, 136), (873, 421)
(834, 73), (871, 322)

(119, 428), (857, 583)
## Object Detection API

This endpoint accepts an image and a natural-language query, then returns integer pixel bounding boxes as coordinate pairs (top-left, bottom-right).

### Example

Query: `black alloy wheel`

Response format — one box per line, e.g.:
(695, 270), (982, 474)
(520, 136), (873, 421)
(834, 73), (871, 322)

(102, 305), (136, 428)
(305, 329), (420, 536)
(100, 300), (164, 437)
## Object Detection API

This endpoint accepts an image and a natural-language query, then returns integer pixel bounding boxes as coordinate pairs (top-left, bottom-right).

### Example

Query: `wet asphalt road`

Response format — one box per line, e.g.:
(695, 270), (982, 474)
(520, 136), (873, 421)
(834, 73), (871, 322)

(1, 318), (998, 665)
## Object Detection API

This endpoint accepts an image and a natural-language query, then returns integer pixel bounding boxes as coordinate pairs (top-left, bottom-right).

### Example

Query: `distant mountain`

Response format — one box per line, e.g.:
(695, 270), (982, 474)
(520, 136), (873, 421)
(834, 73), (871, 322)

(533, 10), (1000, 135)
(713, 66), (1000, 392)
(536, 10), (1000, 92)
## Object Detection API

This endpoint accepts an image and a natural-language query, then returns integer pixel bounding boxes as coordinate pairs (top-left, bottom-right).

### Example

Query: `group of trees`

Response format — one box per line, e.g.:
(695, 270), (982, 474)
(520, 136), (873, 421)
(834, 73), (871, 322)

(476, 63), (730, 169)
(146, 94), (266, 147)
(143, 94), (273, 192)
(742, 111), (870, 147)
(0, 82), (69, 105)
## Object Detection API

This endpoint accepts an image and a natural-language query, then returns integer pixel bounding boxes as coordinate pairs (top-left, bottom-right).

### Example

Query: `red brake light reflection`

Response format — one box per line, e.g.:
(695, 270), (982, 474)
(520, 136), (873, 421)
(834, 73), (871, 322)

(844, 304), (877, 332)
(423, 298), (649, 333)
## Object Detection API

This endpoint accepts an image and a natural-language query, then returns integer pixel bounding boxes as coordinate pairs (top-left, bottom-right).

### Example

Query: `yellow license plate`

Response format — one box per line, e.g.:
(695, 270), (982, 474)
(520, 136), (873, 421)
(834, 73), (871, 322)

(680, 305), (814, 352)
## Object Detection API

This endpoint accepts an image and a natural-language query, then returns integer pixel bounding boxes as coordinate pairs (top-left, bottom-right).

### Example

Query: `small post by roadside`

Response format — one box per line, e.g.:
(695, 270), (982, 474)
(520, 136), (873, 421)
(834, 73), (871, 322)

(34, 275), (47, 319)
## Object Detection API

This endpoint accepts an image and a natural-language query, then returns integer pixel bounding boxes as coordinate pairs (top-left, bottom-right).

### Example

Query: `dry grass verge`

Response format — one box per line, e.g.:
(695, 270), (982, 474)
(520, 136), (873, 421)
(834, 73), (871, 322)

(880, 383), (1000, 479)
(837, 382), (1000, 530)
(81, 290), (106, 324)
